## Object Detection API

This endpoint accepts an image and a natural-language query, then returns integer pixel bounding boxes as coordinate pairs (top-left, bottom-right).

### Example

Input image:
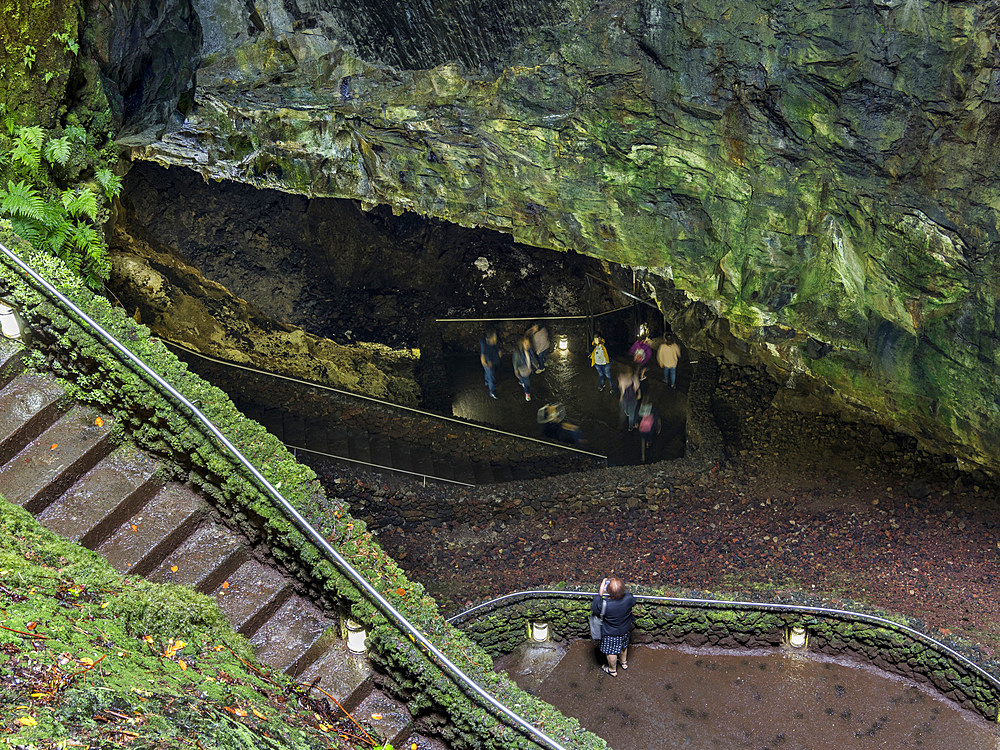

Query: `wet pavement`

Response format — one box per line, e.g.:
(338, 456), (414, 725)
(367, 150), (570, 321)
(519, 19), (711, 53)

(499, 640), (1000, 750)
(446, 343), (686, 466)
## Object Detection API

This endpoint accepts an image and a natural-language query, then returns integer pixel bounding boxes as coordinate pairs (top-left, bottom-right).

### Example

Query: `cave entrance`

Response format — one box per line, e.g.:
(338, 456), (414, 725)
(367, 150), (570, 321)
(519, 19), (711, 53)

(108, 162), (686, 470)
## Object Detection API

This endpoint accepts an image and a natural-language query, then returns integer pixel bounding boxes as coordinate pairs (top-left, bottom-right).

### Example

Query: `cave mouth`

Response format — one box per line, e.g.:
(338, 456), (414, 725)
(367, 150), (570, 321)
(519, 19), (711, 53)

(109, 162), (686, 465)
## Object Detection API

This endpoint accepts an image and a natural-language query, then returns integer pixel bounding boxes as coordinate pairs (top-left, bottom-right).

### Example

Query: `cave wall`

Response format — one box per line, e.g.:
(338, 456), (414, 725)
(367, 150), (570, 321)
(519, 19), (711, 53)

(113, 0), (1000, 470)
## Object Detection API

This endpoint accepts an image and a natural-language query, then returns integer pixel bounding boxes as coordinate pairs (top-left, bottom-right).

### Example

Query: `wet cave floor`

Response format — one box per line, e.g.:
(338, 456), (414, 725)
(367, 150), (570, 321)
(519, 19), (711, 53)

(333, 363), (1000, 657)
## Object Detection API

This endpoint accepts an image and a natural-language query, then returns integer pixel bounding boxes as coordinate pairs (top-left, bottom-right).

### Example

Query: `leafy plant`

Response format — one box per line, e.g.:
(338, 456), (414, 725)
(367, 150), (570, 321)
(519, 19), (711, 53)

(96, 167), (123, 199)
(44, 136), (72, 166)
(51, 30), (80, 56)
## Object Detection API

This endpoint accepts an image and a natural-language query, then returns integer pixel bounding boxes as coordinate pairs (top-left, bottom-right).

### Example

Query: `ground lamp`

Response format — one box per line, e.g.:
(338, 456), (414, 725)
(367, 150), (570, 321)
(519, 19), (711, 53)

(787, 625), (808, 649)
(557, 336), (568, 352)
(345, 619), (368, 653)
(530, 621), (550, 642)
(0, 302), (22, 339)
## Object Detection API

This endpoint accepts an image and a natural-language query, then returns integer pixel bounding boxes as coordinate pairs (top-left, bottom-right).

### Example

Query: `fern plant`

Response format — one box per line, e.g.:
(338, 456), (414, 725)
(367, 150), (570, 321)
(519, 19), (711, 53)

(0, 122), (115, 288)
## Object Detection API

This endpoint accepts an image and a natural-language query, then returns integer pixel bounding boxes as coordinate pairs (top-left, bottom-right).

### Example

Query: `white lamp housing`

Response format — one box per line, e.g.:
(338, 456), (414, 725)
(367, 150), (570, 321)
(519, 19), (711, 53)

(788, 625), (808, 649)
(345, 618), (368, 653)
(0, 303), (22, 339)
(530, 621), (549, 642)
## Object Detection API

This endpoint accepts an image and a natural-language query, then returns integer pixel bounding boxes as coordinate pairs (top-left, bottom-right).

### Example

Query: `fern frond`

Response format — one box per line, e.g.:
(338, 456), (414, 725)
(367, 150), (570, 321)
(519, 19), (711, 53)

(11, 136), (41, 173)
(64, 125), (87, 144)
(61, 187), (99, 221)
(0, 179), (47, 223)
(44, 137), (72, 166)
(16, 126), (45, 150)
(95, 168), (123, 199)
(69, 220), (100, 253)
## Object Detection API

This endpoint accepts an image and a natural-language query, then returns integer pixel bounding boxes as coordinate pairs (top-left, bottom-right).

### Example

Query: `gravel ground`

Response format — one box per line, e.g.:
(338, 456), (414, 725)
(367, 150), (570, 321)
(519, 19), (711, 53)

(367, 364), (1000, 657)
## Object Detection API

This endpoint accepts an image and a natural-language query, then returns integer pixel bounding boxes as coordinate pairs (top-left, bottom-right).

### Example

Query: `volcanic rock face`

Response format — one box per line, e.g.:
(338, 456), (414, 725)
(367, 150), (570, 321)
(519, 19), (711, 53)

(104, 0), (1000, 469)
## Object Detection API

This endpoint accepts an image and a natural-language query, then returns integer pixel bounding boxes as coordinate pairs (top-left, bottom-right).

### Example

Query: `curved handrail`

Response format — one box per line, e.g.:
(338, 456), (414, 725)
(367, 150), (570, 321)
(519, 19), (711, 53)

(0, 242), (569, 750)
(446, 589), (1000, 694)
(160, 337), (608, 461)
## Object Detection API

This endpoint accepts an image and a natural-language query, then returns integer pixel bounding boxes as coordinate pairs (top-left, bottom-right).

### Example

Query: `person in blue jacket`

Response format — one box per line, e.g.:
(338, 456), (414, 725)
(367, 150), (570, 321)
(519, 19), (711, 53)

(592, 576), (635, 676)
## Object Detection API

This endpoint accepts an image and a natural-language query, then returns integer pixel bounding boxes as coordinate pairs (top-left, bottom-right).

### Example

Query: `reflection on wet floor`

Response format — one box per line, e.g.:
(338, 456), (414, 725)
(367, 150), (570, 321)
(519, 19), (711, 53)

(446, 347), (686, 466)
(498, 640), (1000, 750)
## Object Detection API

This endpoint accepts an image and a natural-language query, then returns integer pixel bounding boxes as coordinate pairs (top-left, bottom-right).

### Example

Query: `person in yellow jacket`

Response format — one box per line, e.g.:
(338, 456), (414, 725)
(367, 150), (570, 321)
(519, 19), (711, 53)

(589, 335), (612, 391)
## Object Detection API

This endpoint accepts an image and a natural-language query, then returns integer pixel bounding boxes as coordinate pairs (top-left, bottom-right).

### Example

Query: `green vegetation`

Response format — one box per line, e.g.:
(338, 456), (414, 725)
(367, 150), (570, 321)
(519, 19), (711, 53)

(0, 498), (383, 749)
(0, 0), (119, 289)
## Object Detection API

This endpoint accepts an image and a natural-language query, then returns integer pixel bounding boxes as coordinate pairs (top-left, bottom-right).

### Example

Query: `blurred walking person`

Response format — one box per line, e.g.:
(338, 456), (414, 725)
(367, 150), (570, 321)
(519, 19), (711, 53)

(527, 324), (551, 372)
(658, 334), (681, 388)
(590, 334), (612, 391)
(618, 367), (641, 430)
(513, 336), (534, 401)
(479, 329), (501, 400)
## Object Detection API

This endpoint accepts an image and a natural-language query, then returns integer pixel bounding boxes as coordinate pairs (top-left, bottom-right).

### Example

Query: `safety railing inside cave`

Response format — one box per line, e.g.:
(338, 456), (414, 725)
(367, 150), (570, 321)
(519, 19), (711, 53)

(446, 589), (1000, 704)
(0, 241), (572, 750)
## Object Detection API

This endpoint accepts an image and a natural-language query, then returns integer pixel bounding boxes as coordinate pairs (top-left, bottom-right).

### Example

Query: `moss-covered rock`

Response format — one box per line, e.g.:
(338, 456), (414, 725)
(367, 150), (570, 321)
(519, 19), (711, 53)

(121, 0), (1000, 472)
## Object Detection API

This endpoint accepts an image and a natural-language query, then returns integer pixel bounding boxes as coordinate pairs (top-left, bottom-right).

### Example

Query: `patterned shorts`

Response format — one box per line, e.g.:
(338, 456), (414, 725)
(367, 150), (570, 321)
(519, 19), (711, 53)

(600, 631), (630, 655)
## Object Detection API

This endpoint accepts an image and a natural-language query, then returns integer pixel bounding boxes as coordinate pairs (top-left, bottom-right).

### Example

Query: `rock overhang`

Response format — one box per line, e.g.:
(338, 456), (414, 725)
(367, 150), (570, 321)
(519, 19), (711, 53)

(98, 0), (1000, 472)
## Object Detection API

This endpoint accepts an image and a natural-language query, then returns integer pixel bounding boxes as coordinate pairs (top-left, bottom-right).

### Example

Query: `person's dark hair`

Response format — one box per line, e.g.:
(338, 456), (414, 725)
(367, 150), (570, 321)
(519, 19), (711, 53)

(607, 577), (626, 600)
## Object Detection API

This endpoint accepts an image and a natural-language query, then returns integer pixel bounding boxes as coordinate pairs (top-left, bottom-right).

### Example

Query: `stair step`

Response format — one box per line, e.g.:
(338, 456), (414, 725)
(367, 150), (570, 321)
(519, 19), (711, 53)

(0, 405), (113, 513)
(148, 523), (246, 591)
(212, 558), (291, 635)
(0, 372), (69, 466)
(96, 484), (207, 575)
(352, 691), (414, 749)
(296, 641), (373, 707)
(249, 595), (333, 674)
(0, 338), (24, 386)
(36, 445), (162, 545)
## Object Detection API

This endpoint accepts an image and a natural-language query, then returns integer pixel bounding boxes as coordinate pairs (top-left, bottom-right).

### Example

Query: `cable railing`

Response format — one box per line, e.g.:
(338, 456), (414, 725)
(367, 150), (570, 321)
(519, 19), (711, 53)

(287, 442), (474, 487)
(160, 338), (608, 462)
(446, 589), (1000, 695)
(0, 241), (571, 750)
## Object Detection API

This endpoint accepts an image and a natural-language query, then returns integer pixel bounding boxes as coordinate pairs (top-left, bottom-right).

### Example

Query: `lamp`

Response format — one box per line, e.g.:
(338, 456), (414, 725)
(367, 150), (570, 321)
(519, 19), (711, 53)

(638, 323), (648, 338)
(0, 302), (22, 340)
(345, 618), (368, 653)
(787, 625), (808, 649)
(557, 336), (568, 352)
(530, 621), (549, 642)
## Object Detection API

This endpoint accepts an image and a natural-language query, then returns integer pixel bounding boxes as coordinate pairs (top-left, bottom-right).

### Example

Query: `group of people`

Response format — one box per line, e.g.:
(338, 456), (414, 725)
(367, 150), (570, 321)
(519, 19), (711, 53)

(480, 324), (551, 402)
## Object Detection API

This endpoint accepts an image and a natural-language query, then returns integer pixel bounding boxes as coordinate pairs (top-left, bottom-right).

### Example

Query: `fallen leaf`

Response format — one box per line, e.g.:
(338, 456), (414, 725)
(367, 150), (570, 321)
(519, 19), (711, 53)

(50, 443), (58, 450)
(178, 660), (187, 671)
(251, 708), (267, 720)
(94, 417), (104, 427)
(221, 581), (229, 589)
(130, 525), (138, 531)
(17, 716), (37, 726)
(170, 565), (178, 573)
(79, 657), (95, 666)
(371, 713), (383, 720)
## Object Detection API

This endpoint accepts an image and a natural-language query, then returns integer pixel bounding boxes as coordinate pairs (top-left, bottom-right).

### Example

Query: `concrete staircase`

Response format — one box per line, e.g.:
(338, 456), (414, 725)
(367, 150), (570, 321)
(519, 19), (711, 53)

(0, 338), (448, 750)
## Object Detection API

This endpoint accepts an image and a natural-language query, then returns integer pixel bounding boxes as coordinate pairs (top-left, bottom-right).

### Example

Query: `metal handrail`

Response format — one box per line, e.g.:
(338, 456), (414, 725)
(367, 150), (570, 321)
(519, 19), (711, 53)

(434, 305), (634, 323)
(160, 338), (608, 461)
(447, 589), (1000, 693)
(0, 242), (569, 750)
(287, 442), (475, 487)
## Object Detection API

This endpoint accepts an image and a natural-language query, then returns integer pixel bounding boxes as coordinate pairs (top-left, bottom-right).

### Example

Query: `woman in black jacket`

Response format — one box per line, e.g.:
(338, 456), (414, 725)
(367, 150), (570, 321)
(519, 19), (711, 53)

(592, 576), (635, 676)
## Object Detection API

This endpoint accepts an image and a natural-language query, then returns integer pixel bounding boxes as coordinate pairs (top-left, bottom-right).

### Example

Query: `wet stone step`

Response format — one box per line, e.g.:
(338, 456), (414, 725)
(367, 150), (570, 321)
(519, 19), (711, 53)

(36, 444), (162, 545)
(212, 558), (291, 635)
(97, 484), (206, 575)
(249, 595), (334, 674)
(352, 691), (414, 749)
(0, 338), (24, 385)
(0, 405), (113, 514)
(296, 640), (373, 707)
(0, 372), (68, 466)
(149, 523), (246, 591)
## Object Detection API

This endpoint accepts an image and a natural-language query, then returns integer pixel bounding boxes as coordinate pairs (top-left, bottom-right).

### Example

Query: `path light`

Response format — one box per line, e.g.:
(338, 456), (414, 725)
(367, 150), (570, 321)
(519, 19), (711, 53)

(530, 621), (549, 642)
(345, 618), (368, 653)
(558, 336), (568, 352)
(0, 302), (22, 339)
(787, 625), (808, 649)
(638, 323), (649, 338)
